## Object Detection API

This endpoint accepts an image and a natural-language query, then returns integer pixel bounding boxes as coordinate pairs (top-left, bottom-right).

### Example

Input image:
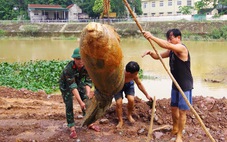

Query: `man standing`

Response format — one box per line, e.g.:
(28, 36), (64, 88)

(59, 47), (100, 139)
(142, 29), (193, 142)
(114, 61), (152, 129)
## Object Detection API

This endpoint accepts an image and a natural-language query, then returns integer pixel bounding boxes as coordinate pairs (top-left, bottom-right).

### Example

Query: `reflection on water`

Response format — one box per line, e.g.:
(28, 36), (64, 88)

(1, 38), (227, 99)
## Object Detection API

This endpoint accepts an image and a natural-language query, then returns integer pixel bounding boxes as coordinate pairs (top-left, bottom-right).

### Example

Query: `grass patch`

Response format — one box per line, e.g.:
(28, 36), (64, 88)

(0, 29), (6, 36)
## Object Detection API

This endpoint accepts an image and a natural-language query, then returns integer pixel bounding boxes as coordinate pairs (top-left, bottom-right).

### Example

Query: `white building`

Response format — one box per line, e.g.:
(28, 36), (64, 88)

(67, 4), (89, 21)
(141, 0), (216, 17)
(28, 4), (88, 22)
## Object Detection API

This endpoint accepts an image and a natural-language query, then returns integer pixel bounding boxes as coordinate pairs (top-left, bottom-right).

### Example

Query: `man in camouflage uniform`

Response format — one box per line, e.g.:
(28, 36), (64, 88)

(59, 47), (98, 139)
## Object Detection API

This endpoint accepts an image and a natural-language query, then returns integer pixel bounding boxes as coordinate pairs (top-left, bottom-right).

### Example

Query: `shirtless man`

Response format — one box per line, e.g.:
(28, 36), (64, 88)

(114, 61), (153, 128)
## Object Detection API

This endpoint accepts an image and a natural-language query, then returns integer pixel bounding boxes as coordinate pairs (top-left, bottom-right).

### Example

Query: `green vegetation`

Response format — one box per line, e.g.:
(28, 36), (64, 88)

(92, 0), (104, 14)
(178, 6), (194, 15)
(0, 0), (142, 20)
(180, 25), (227, 41)
(139, 69), (157, 80)
(19, 25), (41, 36)
(151, 27), (227, 41)
(0, 0), (226, 20)
(51, 35), (78, 40)
(194, 0), (211, 14)
(0, 60), (146, 94)
(0, 60), (69, 94)
(138, 69), (143, 79)
(210, 26), (227, 39)
(0, 29), (6, 36)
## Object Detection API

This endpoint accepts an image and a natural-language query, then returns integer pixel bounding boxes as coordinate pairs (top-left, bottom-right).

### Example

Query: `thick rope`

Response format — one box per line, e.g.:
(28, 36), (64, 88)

(122, 0), (216, 141)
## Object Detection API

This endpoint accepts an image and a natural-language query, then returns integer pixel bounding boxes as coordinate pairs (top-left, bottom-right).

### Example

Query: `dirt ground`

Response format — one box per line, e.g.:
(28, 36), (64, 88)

(0, 86), (226, 142)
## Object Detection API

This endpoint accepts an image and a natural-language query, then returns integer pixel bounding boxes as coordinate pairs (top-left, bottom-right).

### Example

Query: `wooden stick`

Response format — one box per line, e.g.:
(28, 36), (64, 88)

(122, 0), (216, 141)
(147, 96), (156, 142)
(152, 125), (171, 132)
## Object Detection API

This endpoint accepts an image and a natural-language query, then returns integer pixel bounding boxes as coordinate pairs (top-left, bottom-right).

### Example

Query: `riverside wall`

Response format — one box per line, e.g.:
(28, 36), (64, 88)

(0, 21), (227, 37)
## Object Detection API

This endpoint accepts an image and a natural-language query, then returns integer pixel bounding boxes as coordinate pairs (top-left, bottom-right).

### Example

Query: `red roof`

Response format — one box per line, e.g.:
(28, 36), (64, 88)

(28, 4), (62, 9)
(66, 4), (74, 9)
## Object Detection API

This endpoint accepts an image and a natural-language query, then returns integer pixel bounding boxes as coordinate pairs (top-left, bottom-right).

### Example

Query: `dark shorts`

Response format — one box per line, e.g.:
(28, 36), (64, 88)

(114, 81), (135, 101)
(171, 88), (192, 110)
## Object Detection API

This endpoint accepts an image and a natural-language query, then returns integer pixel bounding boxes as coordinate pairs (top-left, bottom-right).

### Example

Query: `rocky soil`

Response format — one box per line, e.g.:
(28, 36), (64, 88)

(0, 86), (226, 142)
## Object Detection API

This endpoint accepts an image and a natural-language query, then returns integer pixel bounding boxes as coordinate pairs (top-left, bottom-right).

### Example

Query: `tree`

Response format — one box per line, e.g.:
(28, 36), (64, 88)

(74, 0), (100, 18)
(219, 0), (227, 5)
(110, 0), (127, 17)
(0, 0), (75, 20)
(134, 0), (142, 15)
(92, 0), (104, 14)
(0, 0), (136, 19)
(216, 0), (227, 14)
(194, 0), (211, 14)
(92, 0), (143, 18)
(179, 6), (194, 15)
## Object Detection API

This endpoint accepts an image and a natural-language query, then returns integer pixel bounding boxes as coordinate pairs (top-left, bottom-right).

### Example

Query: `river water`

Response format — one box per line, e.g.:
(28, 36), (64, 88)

(1, 38), (227, 100)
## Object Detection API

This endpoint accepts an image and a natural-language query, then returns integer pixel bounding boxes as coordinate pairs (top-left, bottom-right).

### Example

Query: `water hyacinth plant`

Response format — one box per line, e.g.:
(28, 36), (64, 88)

(0, 60), (69, 94)
(0, 60), (146, 94)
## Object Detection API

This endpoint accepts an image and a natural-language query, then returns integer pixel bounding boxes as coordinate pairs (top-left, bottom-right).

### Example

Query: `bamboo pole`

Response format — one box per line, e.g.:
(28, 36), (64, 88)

(147, 96), (156, 142)
(122, 0), (216, 141)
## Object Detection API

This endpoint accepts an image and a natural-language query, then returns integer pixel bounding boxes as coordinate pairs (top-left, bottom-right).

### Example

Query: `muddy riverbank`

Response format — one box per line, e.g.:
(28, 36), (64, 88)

(0, 86), (226, 142)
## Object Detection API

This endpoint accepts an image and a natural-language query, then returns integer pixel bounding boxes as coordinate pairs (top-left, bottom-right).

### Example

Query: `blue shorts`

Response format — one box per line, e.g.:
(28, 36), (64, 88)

(171, 89), (192, 110)
(114, 81), (135, 101)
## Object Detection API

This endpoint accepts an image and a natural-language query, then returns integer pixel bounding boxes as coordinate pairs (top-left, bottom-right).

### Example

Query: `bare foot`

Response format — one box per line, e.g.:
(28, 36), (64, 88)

(175, 134), (182, 142)
(116, 121), (123, 129)
(128, 115), (135, 123)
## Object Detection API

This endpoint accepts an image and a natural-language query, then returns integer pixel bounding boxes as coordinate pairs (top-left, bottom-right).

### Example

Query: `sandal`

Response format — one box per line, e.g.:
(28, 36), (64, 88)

(88, 123), (101, 132)
(70, 130), (77, 139)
